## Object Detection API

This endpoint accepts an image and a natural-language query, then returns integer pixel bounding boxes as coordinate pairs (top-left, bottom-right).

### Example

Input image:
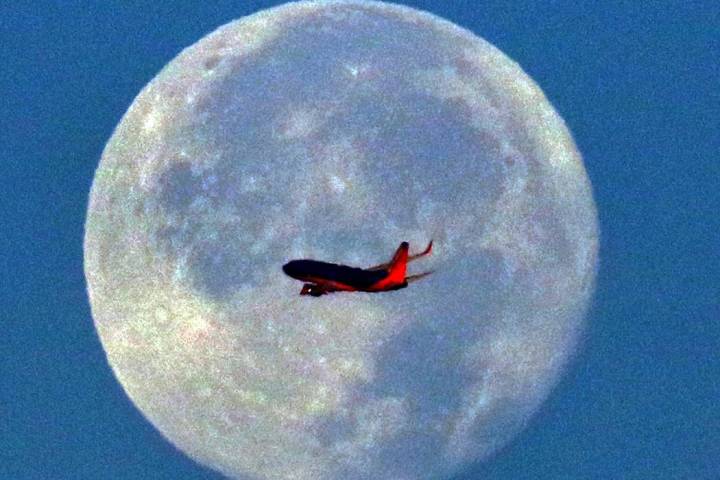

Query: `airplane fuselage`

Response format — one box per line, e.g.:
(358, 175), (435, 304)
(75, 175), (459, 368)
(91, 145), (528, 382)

(282, 260), (407, 294)
(282, 241), (431, 297)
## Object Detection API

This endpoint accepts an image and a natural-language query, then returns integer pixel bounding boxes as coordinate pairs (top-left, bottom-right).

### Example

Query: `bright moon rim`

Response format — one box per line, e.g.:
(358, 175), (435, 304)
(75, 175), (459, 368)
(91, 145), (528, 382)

(84, 2), (598, 479)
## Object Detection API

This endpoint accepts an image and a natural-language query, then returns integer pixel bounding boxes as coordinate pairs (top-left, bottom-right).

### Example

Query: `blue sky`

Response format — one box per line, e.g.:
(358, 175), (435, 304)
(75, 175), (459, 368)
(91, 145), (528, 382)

(2, 1), (718, 479)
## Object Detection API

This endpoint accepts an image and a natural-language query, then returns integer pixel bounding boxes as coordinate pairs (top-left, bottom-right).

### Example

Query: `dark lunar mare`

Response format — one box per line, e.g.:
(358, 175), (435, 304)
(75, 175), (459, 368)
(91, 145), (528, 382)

(312, 254), (511, 479)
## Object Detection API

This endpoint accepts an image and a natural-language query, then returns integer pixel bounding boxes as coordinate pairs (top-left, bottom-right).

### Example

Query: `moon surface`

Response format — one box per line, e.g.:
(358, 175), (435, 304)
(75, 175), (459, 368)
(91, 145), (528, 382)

(85, 2), (598, 479)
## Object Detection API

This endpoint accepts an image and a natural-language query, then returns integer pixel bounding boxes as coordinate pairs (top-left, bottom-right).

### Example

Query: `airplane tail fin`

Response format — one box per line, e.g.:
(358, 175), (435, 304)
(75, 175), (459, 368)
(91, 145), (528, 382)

(385, 241), (409, 284)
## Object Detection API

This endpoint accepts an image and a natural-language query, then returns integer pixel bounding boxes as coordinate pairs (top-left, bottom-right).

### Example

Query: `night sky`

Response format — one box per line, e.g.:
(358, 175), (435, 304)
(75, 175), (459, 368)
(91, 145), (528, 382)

(3, 1), (719, 479)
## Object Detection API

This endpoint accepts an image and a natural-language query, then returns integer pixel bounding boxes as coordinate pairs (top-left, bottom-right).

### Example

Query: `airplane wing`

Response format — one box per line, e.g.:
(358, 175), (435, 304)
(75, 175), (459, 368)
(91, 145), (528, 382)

(405, 271), (433, 283)
(367, 240), (432, 271)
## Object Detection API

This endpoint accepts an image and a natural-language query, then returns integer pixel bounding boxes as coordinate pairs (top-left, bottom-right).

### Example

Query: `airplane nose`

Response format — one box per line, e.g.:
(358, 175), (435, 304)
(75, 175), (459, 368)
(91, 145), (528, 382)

(282, 260), (301, 277)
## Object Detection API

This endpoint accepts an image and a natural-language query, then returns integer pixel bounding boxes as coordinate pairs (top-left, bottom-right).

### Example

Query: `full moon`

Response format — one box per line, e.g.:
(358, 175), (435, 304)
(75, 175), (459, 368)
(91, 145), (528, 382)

(85, 2), (598, 479)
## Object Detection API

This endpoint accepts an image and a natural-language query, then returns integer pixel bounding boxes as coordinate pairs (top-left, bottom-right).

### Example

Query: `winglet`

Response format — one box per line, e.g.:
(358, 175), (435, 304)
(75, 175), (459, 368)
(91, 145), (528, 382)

(408, 240), (433, 262)
(421, 240), (433, 256)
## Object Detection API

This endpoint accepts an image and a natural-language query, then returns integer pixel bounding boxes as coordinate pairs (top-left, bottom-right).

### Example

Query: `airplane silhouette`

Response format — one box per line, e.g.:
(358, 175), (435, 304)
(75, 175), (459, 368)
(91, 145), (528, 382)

(282, 241), (433, 297)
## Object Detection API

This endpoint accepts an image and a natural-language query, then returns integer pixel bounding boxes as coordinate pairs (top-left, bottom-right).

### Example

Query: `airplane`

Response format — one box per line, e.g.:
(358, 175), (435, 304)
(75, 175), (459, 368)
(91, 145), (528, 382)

(282, 241), (433, 297)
